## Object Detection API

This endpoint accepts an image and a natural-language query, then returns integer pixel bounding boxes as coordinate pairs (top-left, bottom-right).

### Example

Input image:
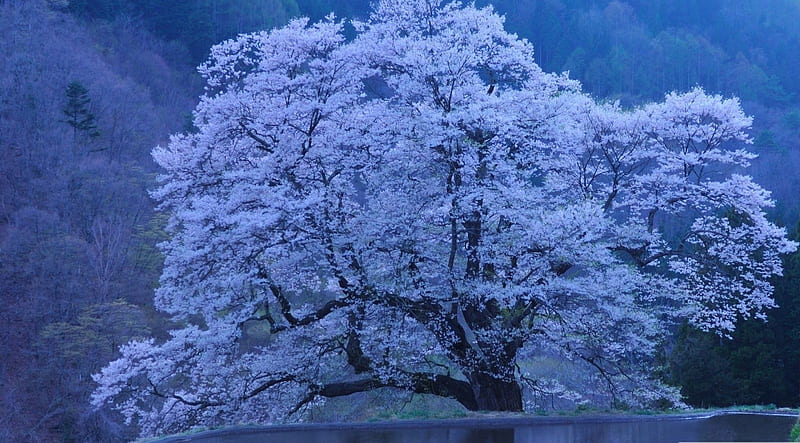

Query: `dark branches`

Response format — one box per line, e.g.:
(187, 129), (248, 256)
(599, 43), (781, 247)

(239, 121), (275, 152)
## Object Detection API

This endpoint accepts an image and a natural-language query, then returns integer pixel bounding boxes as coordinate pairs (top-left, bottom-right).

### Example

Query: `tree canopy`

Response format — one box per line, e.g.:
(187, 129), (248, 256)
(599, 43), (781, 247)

(92, 0), (795, 436)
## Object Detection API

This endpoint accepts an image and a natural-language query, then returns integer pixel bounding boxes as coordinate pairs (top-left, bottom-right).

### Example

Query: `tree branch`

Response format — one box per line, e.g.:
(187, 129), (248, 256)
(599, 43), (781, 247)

(268, 284), (351, 329)
(239, 121), (274, 152)
(310, 373), (479, 411)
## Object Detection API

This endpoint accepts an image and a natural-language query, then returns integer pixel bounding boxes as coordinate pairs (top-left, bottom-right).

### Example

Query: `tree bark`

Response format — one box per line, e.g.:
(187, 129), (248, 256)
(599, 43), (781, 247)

(467, 372), (523, 411)
(316, 372), (523, 412)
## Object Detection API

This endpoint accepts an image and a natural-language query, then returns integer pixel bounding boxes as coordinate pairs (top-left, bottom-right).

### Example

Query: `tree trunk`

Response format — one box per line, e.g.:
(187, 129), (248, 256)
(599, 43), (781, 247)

(467, 372), (523, 411)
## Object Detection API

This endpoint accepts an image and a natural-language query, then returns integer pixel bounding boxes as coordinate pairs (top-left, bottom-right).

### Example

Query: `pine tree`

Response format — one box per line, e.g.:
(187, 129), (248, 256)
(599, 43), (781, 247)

(62, 81), (99, 139)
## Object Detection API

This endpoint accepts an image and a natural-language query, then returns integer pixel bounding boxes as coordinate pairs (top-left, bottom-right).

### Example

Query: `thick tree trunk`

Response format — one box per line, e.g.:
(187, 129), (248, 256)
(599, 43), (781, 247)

(466, 372), (523, 411)
(318, 372), (523, 413)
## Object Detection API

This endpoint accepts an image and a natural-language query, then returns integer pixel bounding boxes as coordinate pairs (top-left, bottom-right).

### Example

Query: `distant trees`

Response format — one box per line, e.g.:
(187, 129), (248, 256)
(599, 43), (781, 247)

(93, 1), (794, 436)
(64, 0), (301, 62)
(133, 0), (301, 62)
(64, 0), (130, 19)
(484, 0), (798, 105)
(58, 0), (800, 105)
(0, 0), (192, 440)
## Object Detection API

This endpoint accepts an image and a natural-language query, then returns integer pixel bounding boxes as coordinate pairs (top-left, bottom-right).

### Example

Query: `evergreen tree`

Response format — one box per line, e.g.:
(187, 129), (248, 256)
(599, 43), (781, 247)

(62, 81), (99, 139)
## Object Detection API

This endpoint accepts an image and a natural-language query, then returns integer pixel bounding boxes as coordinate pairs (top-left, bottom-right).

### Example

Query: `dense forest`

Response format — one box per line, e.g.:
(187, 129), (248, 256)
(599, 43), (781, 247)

(1, 0), (799, 440)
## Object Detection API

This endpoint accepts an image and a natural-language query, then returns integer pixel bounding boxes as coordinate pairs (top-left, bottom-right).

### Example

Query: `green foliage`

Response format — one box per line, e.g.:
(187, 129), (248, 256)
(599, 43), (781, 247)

(790, 415), (800, 442)
(131, 210), (169, 281)
(38, 299), (151, 369)
(63, 80), (100, 138)
(668, 221), (800, 408)
(35, 300), (150, 440)
(668, 313), (796, 408)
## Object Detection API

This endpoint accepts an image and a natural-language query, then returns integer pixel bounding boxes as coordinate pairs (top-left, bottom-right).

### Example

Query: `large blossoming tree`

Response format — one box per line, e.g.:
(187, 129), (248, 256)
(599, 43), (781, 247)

(93, 0), (795, 436)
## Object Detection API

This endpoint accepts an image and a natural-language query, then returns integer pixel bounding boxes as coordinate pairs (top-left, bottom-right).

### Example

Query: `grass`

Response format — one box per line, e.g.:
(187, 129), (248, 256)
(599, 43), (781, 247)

(371, 394), (469, 421)
(790, 414), (800, 442)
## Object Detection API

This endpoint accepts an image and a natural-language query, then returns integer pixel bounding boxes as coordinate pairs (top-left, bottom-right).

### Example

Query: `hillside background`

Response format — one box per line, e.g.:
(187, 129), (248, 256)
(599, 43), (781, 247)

(1, 0), (799, 440)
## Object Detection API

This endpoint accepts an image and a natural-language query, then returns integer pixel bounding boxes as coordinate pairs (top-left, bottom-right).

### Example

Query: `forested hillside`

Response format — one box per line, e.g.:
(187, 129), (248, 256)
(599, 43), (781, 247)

(485, 0), (800, 221)
(0, 1), (195, 440)
(1, 0), (799, 440)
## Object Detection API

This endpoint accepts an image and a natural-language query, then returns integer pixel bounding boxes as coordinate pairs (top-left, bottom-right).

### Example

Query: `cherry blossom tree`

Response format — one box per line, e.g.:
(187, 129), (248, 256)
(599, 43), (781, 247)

(93, 0), (795, 435)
